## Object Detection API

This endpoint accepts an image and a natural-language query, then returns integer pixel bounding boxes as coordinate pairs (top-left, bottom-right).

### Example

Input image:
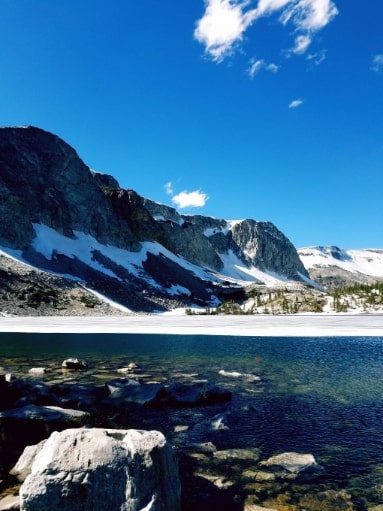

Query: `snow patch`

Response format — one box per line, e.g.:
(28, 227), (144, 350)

(153, 215), (185, 226)
(167, 284), (191, 296)
(204, 219), (243, 238)
(217, 250), (287, 286)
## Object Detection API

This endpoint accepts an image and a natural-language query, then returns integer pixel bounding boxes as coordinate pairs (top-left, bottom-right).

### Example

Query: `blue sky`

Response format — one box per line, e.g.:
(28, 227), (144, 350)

(0, 0), (382, 249)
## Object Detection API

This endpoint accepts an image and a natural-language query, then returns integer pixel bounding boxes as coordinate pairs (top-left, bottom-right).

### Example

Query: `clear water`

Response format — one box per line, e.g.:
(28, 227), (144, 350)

(2, 333), (383, 509)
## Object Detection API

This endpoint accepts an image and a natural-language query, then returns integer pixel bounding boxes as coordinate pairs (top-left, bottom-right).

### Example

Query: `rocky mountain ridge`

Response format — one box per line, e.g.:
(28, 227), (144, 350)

(298, 246), (383, 289)
(0, 126), (313, 313)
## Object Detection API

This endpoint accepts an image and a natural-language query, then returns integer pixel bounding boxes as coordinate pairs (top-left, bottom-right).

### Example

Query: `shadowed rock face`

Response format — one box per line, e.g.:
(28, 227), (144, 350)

(0, 126), (138, 250)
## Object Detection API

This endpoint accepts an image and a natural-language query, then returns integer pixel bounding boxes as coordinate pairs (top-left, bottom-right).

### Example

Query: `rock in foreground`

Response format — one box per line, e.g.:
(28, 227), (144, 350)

(12, 427), (181, 511)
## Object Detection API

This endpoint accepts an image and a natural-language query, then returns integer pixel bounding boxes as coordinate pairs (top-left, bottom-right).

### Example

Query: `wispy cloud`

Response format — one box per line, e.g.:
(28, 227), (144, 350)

(371, 54), (383, 73)
(164, 181), (174, 195)
(291, 34), (312, 55)
(289, 98), (304, 108)
(306, 49), (327, 66)
(195, 0), (338, 63)
(266, 62), (279, 72)
(247, 58), (279, 78)
(165, 182), (209, 209)
(172, 190), (209, 209)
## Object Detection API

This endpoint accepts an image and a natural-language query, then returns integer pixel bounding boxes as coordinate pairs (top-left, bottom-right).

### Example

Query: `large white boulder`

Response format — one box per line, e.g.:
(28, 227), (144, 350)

(13, 427), (180, 511)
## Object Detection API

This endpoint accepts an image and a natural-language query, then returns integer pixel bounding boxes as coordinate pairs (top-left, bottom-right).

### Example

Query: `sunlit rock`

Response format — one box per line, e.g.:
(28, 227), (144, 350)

(13, 427), (181, 511)
(61, 358), (88, 370)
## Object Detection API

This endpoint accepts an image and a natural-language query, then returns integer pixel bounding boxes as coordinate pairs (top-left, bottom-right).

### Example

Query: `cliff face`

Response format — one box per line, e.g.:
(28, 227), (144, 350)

(0, 126), (310, 312)
(228, 220), (308, 279)
(0, 127), (138, 250)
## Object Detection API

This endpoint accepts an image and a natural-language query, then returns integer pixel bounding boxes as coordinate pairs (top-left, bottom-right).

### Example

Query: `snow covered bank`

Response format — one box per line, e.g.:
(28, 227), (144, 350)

(0, 314), (382, 337)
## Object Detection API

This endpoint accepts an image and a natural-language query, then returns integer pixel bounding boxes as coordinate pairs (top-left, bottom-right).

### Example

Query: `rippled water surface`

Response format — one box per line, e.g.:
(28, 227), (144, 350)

(2, 333), (383, 508)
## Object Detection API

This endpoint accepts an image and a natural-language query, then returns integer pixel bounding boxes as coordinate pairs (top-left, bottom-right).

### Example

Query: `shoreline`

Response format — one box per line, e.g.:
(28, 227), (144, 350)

(0, 313), (382, 336)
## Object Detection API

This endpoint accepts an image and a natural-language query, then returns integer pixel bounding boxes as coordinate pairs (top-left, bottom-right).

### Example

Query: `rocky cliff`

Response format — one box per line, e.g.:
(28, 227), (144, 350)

(0, 126), (311, 313)
(0, 127), (138, 251)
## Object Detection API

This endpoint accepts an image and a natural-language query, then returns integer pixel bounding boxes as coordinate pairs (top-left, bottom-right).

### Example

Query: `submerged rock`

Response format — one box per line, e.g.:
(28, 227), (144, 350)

(12, 427), (181, 511)
(165, 382), (232, 407)
(260, 452), (317, 474)
(28, 368), (47, 376)
(213, 448), (261, 462)
(243, 500), (277, 511)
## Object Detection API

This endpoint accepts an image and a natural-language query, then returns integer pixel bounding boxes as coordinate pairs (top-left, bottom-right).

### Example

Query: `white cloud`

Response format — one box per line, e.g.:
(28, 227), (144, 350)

(171, 190), (209, 209)
(194, 0), (258, 62)
(371, 54), (383, 73)
(164, 181), (174, 195)
(279, 0), (338, 32)
(247, 58), (279, 77)
(289, 98), (304, 108)
(195, 0), (338, 62)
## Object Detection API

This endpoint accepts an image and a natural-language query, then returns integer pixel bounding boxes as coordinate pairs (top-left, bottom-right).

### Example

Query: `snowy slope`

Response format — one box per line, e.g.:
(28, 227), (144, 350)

(1, 224), (301, 295)
(298, 246), (383, 278)
(29, 223), (296, 288)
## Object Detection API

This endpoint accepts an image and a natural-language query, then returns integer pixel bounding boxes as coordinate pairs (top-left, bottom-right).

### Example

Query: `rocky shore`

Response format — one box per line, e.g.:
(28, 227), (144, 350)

(0, 355), (359, 511)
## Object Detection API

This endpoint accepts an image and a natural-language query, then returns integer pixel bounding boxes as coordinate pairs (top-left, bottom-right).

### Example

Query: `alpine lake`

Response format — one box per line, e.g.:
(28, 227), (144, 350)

(2, 332), (383, 510)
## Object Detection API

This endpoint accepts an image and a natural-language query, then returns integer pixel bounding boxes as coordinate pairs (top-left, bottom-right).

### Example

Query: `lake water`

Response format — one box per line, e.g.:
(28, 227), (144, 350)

(2, 333), (383, 509)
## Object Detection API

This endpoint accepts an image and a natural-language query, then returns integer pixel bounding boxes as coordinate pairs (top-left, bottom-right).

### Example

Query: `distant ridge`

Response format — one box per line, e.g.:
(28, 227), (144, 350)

(298, 246), (383, 289)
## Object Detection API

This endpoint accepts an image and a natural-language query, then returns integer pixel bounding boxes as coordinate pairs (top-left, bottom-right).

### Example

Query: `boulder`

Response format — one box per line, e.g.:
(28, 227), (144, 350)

(102, 379), (164, 409)
(50, 383), (108, 411)
(0, 405), (89, 461)
(13, 427), (181, 511)
(10, 379), (60, 408)
(11, 439), (47, 482)
(0, 404), (88, 423)
(105, 377), (140, 394)
(164, 382), (232, 407)
(61, 358), (88, 370)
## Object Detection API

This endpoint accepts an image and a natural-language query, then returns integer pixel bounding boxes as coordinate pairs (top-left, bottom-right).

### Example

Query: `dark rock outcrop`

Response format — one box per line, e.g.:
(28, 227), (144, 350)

(0, 126), (138, 251)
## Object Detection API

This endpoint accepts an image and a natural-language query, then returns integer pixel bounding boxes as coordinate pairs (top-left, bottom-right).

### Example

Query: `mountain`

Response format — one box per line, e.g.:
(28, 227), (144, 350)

(0, 126), (310, 314)
(298, 246), (383, 289)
